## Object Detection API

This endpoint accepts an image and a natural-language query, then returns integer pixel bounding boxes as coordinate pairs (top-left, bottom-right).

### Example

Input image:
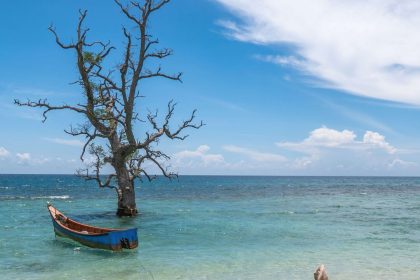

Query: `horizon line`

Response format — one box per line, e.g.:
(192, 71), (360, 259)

(1, 173), (420, 178)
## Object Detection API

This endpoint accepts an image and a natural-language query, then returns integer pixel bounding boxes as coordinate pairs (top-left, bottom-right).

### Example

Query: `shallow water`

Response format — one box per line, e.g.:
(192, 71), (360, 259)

(1, 175), (420, 279)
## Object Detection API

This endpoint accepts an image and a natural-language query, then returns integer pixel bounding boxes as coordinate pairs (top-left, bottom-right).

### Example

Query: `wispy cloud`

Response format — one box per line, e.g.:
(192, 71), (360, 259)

(388, 158), (417, 169)
(200, 96), (248, 113)
(11, 87), (57, 97)
(320, 98), (395, 134)
(255, 54), (308, 71)
(0, 83), (61, 98)
(223, 145), (286, 162)
(0, 147), (10, 158)
(0, 84), (68, 121)
(173, 145), (225, 166)
(216, 0), (420, 105)
(0, 103), (43, 121)
(44, 138), (84, 147)
(16, 152), (31, 164)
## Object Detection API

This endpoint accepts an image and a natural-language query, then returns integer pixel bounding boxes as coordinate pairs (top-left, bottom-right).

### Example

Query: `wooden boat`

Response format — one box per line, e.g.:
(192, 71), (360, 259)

(47, 203), (138, 251)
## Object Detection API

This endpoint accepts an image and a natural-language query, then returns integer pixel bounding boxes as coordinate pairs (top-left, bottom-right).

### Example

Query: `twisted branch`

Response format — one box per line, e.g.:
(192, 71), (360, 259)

(16, 0), (202, 192)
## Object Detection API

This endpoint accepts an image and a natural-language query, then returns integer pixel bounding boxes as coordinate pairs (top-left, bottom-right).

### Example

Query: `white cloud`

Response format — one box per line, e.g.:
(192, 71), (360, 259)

(14, 152), (52, 165)
(363, 131), (396, 154)
(278, 127), (355, 154)
(304, 127), (356, 147)
(223, 145), (286, 162)
(217, 0), (420, 105)
(0, 147), (10, 158)
(277, 126), (396, 154)
(44, 138), (84, 147)
(16, 152), (31, 164)
(174, 145), (225, 166)
(388, 158), (417, 169)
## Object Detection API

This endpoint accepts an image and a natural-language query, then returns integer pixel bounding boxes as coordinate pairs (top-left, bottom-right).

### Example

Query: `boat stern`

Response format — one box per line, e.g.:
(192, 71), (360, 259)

(109, 228), (138, 250)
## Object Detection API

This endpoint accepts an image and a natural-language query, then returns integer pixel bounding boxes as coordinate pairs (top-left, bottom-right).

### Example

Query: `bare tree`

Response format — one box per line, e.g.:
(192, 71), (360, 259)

(15, 0), (203, 216)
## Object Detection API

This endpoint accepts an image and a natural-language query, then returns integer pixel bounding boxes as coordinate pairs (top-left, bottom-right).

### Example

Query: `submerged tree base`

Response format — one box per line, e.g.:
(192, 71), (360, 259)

(116, 207), (138, 217)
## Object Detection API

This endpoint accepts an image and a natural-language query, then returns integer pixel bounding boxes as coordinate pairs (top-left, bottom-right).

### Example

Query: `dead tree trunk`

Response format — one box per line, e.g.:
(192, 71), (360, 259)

(114, 161), (137, 216)
(15, 0), (202, 216)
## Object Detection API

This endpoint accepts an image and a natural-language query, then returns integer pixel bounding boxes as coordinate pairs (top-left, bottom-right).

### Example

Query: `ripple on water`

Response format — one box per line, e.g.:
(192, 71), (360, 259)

(0, 195), (70, 201)
(1, 175), (420, 279)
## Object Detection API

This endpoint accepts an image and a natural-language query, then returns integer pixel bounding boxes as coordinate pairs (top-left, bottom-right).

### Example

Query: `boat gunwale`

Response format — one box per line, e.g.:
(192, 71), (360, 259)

(47, 204), (133, 237)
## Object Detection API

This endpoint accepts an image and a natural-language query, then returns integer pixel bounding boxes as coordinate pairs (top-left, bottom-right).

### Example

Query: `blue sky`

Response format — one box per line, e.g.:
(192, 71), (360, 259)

(1, 0), (420, 175)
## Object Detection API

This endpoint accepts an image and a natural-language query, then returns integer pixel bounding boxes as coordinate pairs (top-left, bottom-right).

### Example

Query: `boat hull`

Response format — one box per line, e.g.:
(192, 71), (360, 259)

(48, 204), (138, 251)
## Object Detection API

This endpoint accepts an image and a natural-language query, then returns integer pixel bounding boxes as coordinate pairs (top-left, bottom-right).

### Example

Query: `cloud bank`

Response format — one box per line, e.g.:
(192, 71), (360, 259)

(217, 0), (420, 105)
(172, 127), (416, 175)
(277, 127), (411, 173)
(0, 128), (416, 175)
(277, 126), (396, 154)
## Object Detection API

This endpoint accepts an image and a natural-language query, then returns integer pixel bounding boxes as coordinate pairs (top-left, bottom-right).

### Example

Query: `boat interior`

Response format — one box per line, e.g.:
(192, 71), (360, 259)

(48, 205), (112, 235)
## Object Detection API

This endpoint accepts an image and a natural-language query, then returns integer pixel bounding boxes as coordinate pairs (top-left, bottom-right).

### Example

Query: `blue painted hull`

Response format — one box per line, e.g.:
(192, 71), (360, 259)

(48, 204), (138, 251)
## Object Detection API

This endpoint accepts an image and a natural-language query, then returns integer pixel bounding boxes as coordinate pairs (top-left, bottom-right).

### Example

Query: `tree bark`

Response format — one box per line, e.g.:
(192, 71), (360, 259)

(114, 163), (137, 216)
(116, 182), (137, 216)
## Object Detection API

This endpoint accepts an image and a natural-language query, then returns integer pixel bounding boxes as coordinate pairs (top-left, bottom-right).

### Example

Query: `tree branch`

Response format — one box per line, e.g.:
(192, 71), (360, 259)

(137, 100), (203, 149)
(140, 66), (182, 82)
(14, 99), (86, 122)
(17, 0), (202, 202)
(77, 143), (117, 190)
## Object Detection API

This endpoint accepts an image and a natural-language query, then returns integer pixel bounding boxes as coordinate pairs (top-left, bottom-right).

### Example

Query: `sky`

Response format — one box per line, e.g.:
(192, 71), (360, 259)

(1, 0), (420, 175)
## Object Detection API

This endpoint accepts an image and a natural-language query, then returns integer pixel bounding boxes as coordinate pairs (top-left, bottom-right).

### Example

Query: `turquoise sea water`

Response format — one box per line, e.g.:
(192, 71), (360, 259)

(1, 175), (420, 279)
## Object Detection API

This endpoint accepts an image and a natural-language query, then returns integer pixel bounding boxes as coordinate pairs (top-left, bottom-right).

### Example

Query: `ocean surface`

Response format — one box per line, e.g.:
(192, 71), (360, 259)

(1, 175), (420, 279)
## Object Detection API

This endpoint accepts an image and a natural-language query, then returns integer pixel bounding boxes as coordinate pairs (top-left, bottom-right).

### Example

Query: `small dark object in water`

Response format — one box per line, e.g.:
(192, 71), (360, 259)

(47, 203), (138, 251)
